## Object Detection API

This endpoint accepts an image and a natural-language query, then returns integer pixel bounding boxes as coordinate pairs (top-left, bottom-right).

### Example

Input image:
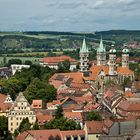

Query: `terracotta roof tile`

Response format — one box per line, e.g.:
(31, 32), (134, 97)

(117, 67), (133, 75)
(64, 112), (83, 122)
(40, 55), (77, 64)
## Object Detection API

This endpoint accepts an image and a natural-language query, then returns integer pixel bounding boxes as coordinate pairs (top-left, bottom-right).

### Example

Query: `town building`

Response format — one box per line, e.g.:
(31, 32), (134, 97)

(8, 92), (36, 133)
(16, 129), (86, 140)
(11, 64), (30, 75)
(0, 93), (13, 117)
(40, 55), (78, 71)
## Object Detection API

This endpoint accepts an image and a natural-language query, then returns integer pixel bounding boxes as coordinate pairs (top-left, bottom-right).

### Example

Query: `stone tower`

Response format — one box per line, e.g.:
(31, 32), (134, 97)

(79, 38), (89, 72)
(97, 38), (106, 66)
(109, 45), (117, 75)
(122, 45), (129, 68)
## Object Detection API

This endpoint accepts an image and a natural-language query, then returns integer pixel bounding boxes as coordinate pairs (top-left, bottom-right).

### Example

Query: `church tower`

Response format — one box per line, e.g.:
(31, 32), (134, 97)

(122, 45), (129, 68)
(108, 45), (117, 75)
(79, 38), (89, 72)
(97, 38), (106, 66)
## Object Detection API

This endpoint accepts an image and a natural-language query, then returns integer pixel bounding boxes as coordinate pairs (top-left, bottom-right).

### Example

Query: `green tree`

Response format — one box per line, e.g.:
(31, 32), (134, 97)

(55, 106), (63, 119)
(24, 78), (57, 104)
(32, 122), (39, 130)
(15, 118), (31, 136)
(44, 117), (81, 131)
(58, 60), (70, 72)
(7, 59), (22, 67)
(25, 60), (32, 65)
(0, 116), (12, 139)
(86, 111), (102, 121)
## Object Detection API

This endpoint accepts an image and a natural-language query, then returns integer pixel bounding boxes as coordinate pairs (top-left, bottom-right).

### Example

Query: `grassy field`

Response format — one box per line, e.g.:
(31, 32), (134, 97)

(7, 51), (63, 57)
(0, 56), (40, 66)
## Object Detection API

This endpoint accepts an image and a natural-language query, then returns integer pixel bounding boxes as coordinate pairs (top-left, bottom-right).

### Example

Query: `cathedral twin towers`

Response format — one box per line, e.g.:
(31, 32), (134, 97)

(79, 37), (130, 76)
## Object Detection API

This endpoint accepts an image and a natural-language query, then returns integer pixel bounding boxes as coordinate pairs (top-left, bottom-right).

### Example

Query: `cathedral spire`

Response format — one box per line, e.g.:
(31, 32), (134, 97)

(80, 37), (88, 53)
(79, 37), (89, 72)
(97, 37), (106, 53)
(97, 37), (106, 66)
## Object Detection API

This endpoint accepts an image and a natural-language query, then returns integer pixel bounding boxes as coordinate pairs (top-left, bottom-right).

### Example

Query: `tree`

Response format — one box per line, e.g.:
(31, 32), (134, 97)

(32, 122), (39, 130)
(86, 111), (102, 121)
(25, 60), (32, 65)
(55, 106), (63, 119)
(0, 116), (12, 140)
(7, 59), (22, 67)
(15, 118), (31, 136)
(44, 117), (81, 131)
(24, 78), (57, 104)
(58, 60), (70, 72)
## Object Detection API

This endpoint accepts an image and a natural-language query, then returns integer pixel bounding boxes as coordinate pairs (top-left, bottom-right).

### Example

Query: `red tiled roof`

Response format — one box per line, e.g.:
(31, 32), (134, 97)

(86, 121), (104, 134)
(84, 65), (109, 81)
(16, 129), (61, 140)
(31, 100), (42, 109)
(16, 129), (85, 140)
(117, 67), (133, 75)
(49, 72), (84, 84)
(40, 55), (77, 64)
(0, 93), (7, 103)
(61, 130), (85, 139)
(36, 114), (53, 124)
(64, 112), (83, 122)
(118, 100), (140, 112)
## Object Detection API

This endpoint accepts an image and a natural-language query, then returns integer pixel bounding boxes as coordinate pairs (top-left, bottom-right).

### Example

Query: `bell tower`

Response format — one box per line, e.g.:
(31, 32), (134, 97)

(122, 45), (129, 68)
(79, 38), (89, 72)
(109, 45), (117, 75)
(97, 38), (106, 66)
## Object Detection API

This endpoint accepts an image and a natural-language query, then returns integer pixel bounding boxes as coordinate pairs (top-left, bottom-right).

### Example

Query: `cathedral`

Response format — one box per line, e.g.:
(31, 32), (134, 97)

(79, 37), (134, 85)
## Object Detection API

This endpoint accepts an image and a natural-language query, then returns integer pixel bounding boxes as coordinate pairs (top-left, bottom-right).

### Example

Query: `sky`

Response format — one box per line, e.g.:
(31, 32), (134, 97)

(0, 0), (140, 31)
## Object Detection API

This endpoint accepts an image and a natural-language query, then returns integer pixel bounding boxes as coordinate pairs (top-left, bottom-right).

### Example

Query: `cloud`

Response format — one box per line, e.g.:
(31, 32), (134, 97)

(0, 0), (140, 31)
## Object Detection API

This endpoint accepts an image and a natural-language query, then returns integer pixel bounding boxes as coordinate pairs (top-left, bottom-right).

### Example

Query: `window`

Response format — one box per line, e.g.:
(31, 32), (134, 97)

(80, 136), (85, 140)
(66, 136), (71, 140)
(17, 122), (18, 126)
(11, 117), (13, 120)
(32, 116), (34, 120)
(16, 117), (18, 120)
(73, 136), (78, 140)
(11, 128), (13, 131)
(11, 122), (13, 126)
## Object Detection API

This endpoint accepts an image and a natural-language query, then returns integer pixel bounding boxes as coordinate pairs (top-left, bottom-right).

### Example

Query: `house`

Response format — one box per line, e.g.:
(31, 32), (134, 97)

(31, 100), (42, 110)
(46, 100), (61, 110)
(64, 111), (84, 128)
(40, 55), (78, 71)
(84, 120), (113, 140)
(0, 93), (13, 117)
(16, 129), (86, 140)
(8, 92), (36, 133)
(11, 64), (30, 75)
(60, 97), (83, 112)
(116, 99), (140, 120)
(103, 88), (123, 114)
(36, 114), (53, 127)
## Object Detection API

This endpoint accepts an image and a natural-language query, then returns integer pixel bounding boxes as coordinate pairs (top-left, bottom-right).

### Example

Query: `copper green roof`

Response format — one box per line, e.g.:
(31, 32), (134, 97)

(80, 38), (88, 53)
(97, 38), (106, 53)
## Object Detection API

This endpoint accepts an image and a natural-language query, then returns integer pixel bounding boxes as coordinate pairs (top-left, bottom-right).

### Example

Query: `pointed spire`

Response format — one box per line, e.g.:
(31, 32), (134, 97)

(97, 36), (106, 53)
(80, 36), (88, 53)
